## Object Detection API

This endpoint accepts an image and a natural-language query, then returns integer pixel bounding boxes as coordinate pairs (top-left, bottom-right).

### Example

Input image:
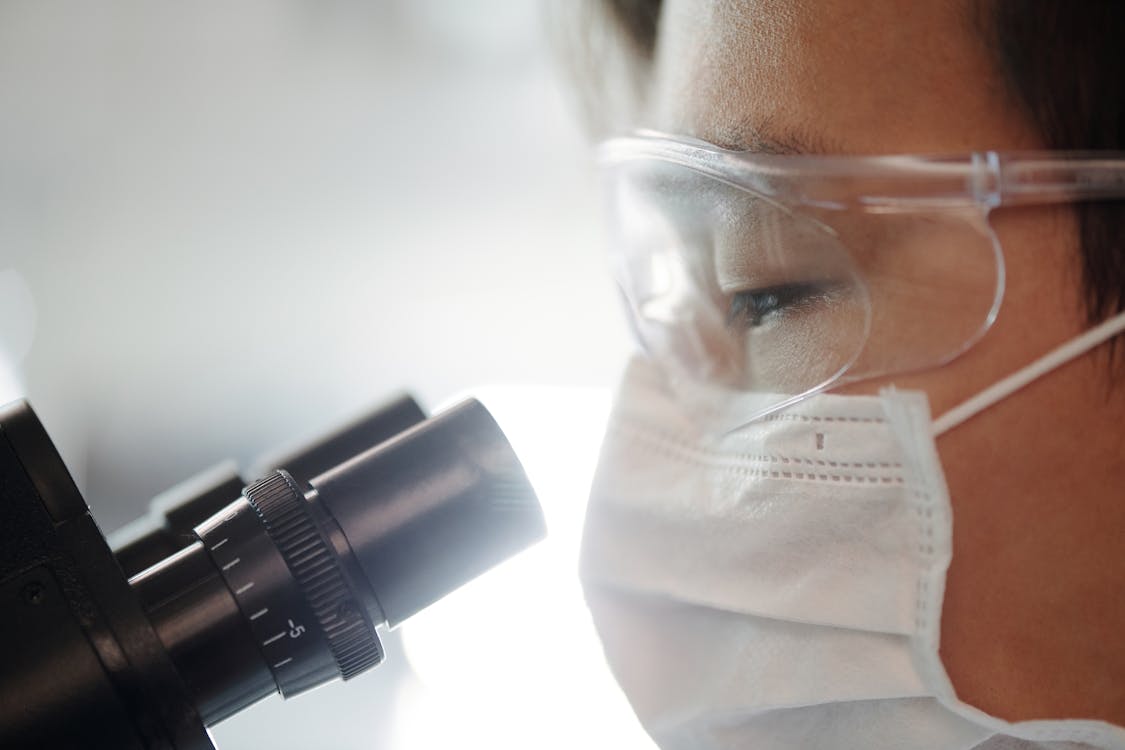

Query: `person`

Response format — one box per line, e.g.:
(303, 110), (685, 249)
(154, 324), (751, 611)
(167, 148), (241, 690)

(567, 1), (1125, 748)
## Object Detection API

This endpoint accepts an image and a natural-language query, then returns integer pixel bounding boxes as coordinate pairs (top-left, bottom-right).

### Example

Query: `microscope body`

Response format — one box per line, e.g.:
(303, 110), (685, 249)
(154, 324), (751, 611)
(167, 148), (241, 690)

(0, 400), (211, 748)
(0, 397), (544, 749)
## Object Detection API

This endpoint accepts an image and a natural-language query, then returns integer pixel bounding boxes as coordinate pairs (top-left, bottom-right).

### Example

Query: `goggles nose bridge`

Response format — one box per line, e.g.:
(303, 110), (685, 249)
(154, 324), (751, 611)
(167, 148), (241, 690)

(628, 235), (751, 387)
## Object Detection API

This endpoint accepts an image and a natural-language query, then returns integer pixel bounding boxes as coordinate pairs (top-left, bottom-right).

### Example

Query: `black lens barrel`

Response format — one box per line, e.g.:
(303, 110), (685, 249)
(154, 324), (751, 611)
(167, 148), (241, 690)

(128, 398), (544, 727)
(312, 398), (547, 628)
(130, 541), (276, 726)
(114, 395), (427, 577)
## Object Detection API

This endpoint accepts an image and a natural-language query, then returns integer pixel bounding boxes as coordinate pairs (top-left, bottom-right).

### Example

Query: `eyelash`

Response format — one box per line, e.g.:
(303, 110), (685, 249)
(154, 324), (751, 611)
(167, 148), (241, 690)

(725, 282), (836, 328)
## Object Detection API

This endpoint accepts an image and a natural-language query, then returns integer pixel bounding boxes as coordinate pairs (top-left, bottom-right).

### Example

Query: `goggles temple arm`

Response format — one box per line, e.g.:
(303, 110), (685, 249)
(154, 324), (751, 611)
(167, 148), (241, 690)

(996, 153), (1125, 207)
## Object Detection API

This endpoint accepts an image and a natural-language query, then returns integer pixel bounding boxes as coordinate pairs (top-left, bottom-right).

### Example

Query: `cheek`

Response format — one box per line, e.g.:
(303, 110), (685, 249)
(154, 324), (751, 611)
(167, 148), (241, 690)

(844, 212), (1002, 383)
(837, 207), (1083, 416)
(990, 206), (1084, 333)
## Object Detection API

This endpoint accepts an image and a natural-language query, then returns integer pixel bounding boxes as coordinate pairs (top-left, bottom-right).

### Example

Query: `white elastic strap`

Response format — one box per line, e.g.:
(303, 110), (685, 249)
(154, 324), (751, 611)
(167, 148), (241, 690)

(933, 309), (1125, 436)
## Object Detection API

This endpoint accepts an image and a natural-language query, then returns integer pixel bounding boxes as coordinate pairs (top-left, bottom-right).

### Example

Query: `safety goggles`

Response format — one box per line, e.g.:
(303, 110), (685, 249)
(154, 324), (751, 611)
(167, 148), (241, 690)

(600, 131), (1125, 429)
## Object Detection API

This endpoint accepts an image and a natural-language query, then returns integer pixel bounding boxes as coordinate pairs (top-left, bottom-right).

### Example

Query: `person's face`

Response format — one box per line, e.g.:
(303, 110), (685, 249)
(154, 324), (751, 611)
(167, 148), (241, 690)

(639, 0), (1125, 724)
(644, 0), (1068, 415)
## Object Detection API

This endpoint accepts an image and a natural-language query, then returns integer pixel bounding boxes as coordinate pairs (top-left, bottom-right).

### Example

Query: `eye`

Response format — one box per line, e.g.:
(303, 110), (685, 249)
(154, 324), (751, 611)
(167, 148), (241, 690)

(725, 282), (840, 329)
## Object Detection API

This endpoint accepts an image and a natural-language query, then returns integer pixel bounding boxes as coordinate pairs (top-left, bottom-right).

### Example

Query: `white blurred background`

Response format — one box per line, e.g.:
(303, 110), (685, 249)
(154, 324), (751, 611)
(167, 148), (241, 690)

(0, 2), (651, 748)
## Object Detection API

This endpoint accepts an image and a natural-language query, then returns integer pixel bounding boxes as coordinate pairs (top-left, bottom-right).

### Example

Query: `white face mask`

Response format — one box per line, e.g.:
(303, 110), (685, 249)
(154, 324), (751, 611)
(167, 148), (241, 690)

(580, 314), (1125, 750)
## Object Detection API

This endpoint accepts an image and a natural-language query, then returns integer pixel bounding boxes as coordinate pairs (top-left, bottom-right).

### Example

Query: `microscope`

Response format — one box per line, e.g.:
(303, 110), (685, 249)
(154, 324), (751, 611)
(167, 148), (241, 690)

(0, 394), (545, 748)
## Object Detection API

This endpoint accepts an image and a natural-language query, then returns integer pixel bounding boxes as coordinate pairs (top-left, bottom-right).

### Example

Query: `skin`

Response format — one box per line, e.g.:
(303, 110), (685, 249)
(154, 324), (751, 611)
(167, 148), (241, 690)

(644, 0), (1125, 725)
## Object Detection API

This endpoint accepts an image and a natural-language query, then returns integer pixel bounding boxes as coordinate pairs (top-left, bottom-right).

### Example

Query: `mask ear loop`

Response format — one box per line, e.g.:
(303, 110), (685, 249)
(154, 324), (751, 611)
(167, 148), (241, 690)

(932, 309), (1125, 436)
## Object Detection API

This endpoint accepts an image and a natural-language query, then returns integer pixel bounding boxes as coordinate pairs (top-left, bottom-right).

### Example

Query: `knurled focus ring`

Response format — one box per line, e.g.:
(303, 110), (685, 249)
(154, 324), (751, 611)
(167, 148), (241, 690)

(243, 471), (383, 679)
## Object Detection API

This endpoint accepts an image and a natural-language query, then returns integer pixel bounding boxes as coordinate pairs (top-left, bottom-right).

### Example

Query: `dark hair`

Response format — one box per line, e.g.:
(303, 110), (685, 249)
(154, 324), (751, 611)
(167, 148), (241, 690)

(601, 0), (660, 60)
(973, 1), (1125, 329)
(590, 0), (1125, 330)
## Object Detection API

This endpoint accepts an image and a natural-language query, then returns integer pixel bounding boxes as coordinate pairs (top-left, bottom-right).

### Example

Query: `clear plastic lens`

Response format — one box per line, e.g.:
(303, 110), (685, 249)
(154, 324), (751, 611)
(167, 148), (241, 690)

(840, 209), (1001, 382)
(604, 157), (1002, 422)
(608, 160), (870, 405)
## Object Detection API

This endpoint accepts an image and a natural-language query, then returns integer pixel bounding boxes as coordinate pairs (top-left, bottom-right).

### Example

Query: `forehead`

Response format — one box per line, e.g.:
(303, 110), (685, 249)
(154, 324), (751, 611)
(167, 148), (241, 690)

(649, 0), (1038, 154)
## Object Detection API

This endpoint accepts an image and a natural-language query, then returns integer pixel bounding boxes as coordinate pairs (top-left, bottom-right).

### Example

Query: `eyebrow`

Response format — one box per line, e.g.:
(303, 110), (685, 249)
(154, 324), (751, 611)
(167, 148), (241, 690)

(709, 118), (842, 156)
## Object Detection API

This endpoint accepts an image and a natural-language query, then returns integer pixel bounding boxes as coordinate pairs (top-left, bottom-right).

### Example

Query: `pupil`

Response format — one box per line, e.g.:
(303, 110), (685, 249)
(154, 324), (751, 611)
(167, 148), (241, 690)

(727, 289), (784, 328)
